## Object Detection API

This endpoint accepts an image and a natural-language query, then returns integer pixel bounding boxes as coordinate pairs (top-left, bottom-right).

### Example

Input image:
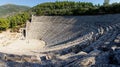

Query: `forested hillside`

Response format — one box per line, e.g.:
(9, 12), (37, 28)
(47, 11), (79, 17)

(0, 12), (30, 32)
(31, 1), (120, 16)
(0, 4), (30, 32)
(0, 4), (30, 17)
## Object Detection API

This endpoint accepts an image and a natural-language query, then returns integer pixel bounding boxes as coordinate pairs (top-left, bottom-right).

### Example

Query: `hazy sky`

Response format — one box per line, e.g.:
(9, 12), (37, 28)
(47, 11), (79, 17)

(0, 0), (120, 7)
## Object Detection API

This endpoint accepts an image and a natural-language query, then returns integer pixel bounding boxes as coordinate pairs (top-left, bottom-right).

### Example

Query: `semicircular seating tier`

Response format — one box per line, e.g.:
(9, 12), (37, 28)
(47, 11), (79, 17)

(26, 14), (120, 47)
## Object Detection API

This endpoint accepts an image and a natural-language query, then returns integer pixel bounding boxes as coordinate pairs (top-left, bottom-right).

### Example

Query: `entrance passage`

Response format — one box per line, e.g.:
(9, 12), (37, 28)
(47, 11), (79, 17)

(23, 29), (26, 37)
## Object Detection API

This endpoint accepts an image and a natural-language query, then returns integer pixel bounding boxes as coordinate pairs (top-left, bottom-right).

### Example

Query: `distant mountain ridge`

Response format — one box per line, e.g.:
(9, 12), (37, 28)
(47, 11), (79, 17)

(0, 4), (30, 17)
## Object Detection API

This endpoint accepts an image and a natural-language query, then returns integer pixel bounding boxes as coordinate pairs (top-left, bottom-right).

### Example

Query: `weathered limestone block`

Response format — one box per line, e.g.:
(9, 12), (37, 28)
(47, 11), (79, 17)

(77, 51), (87, 55)
(31, 55), (41, 63)
(5, 54), (22, 62)
(79, 57), (95, 66)
(21, 55), (32, 62)
(114, 39), (120, 43)
(46, 53), (56, 60)
(58, 52), (75, 60)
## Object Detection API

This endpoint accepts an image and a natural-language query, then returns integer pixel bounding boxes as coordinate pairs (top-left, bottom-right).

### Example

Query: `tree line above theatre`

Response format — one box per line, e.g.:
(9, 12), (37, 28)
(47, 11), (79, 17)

(31, 1), (120, 15)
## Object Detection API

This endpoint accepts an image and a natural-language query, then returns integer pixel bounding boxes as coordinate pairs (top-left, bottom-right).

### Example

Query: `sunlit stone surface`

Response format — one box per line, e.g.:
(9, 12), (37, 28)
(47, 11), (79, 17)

(0, 14), (119, 67)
